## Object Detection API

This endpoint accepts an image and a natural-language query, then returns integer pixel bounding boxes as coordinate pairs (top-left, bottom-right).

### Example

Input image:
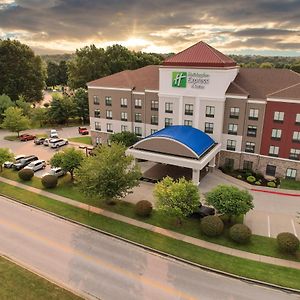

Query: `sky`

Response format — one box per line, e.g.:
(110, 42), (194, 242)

(0, 0), (300, 56)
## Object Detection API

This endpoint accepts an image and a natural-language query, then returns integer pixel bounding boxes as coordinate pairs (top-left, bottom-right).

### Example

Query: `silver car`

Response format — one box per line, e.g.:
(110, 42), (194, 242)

(44, 167), (66, 177)
(24, 160), (46, 172)
(4, 154), (26, 168)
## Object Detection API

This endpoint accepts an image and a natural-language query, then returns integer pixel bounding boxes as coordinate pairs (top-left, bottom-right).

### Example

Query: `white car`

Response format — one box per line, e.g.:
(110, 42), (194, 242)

(43, 138), (56, 146)
(50, 129), (58, 138)
(49, 138), (68, 148)
(4, 154), (26, 168)
(24, 160), (46, 172)
(44, 167), (66, 177)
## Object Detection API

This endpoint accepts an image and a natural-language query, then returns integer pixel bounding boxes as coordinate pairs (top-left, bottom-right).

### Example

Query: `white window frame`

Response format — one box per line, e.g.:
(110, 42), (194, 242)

(249, 108), (259, 120)
(205, 122), (214, 134)
(269, 145), (279, 156)
(165, 102), (173, 113)
(292, 131), (300, 142)
(271, 129), (282, 139)
(274, 111), (284, 122)
(121, 125), (128, 132)
(121, 112), (127, 121)
(135, 99), (142, 108)
(135, 126), (142, 136)
(107, 123), (113, 132)
(228, 123), (238, 135)
(286, 168), (297, 179)
(165, 117), (173, 127)
(95, 122), (101, 131)
(226, 139), (236, 151)
(206, 106), (215, 117)
(184, 120), (193, 126)
(106, 110), (112, 119)
(230, 107), (240, 118)
(120, 98), (127, 107)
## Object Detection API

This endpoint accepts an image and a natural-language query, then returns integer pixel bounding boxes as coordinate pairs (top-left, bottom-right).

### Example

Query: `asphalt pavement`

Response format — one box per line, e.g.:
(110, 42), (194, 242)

(0, 195), (299, 300)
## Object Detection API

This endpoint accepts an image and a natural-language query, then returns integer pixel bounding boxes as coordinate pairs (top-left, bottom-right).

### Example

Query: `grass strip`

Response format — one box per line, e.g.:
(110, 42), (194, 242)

(280, 179), (300, 191)
(0, 256), (82, 300)
(68, 136), (92, 145)
(0, 181), (300, 290)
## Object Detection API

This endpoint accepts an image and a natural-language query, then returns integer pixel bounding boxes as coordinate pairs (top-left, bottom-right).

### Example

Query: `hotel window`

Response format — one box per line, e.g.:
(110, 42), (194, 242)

(121, 125), (128, 132)
(271, 129), (282, 140)
(247, 125), (257, 137)
(93, 95), (100, 105)
(226, 139), (236, 151)
(135, 99), (142, 108)
(249, 108), (259, 120)
(151, 129), (158, 134)
(243, 160), (253, 171)
(94, 109), (100, 118)
(205, 122), (214, 134)
(184, 120), (193, 126)
(228, 123), (238, 135)
(135, 126), (142, 137)
(286, 168), (297, 180)
(135, 113), (142, 123)
(296, 113), (300, 124)
(266, 165), (276, 177)
(105, 96), (112, 106)
(121, 112), (128, 121)
(206, 106), (215, 118)
(94, 122), (101, 131)
(245, 141), (255, 153)
(269, 145), (279, 157)
(106, 110), (112, 119)
(165, 118), (173, 127)
(185, 104), (193, 115)
(120, 98), (127, 107)
(292, 131), (300, 142)
(274, 111), (284, 122)
(151, 100), (159, 111)
(151, 115), (158, 125)
(224, 158), (234, 169)
(230, 107), (240, 119)
(107, 123), (113, 132)
(165, 102), (173, 113)
(289, 148), (300, 160)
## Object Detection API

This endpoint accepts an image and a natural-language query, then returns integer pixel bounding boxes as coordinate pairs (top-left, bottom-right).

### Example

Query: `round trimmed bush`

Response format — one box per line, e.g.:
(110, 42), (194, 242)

(267, 181), (276, 188)
(200, 216), (224, 237)
(219, 214), (230, 224)
(237, 175), (242, 179)
(41, 174), (58, 188)
(255, 181), (261, 185)
(18, 168), (34, 181)
(246, 175), (256, 183)
(229, 224), (252, 244)
(135, 200), (153, 217)
(277, 232), (299, 254)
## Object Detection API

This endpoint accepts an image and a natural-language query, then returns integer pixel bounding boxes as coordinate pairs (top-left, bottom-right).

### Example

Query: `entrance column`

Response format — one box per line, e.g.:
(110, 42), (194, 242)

(192, 168), (200, 185)
(208, 156), (216, 172)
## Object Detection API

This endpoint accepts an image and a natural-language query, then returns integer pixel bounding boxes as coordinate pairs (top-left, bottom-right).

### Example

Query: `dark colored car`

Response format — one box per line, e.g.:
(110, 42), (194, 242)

(78, 127), (89, 135)
(188, 204), (215, 219)
(34, 137), (46, 145)
(20, 134), (36, 141)
(13, 155), (38, 170)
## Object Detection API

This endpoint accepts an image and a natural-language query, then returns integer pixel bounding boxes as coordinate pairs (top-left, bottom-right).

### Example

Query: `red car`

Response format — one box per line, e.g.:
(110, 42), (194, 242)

(19, 134), (36, 141)
(78, 127), (89, 135)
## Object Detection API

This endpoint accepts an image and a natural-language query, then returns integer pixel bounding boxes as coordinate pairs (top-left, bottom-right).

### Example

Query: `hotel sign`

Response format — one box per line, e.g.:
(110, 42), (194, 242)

(172, 71), (210, 89)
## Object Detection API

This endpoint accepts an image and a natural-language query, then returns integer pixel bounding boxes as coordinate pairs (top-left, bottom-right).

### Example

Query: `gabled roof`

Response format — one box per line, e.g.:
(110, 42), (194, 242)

(163, 41), (237, 68)
(226, 81), (249, 97)
(267, 82), (300, 100)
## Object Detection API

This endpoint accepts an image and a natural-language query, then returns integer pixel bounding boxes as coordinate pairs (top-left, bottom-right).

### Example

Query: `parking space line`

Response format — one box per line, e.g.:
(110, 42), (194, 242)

(291, 219), (298, 237)
(267, 215), (271, 237)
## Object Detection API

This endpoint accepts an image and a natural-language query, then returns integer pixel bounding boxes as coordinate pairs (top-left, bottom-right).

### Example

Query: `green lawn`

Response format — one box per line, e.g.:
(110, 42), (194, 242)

(280, 179), (300, 191)
(0, 256), (82, 299)
(68, 136), (92, 145)
(0, 181), (300, 290)
(4, 135), (19, 141)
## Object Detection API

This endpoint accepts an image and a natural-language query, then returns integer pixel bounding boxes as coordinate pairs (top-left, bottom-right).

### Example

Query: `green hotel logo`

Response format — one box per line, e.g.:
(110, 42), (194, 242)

(172, 72), (187, 88)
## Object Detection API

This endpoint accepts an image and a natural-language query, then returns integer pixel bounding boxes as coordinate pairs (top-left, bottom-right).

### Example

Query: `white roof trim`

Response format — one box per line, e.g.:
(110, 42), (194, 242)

(145, 89), (159, 93)
(225, 94), (248, 99)
(267, 97), (300, 103)
(133, 92), (145, 95)
(88, 86), (132, 91)
(247, 99), (267, 104)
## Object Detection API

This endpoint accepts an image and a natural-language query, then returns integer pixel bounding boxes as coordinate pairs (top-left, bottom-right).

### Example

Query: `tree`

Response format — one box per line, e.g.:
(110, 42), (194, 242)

(75, 143), (141, 204)
(72, 88), (89, 124)
(0, 39), (45, 102)
(46, 62), (60, 88)
(2, 107), (30, 136)
(154, 176), (200, 225)
(291, 64), (300, 74)
(0, 94), (14, 121)
(0, 148), (14, 172)
(205, 185), (254, 222)
(260, 62), (273, 69)
(58, 60), (68, 86)
(31, 107), (48, 127)
(16, 97), (32, 117)
(110, 131), (139, 147)
(50, 147), (85, 180)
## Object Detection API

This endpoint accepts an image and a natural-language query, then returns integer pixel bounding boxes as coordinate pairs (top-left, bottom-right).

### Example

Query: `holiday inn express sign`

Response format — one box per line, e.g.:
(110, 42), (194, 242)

(172, 71), (210, 89)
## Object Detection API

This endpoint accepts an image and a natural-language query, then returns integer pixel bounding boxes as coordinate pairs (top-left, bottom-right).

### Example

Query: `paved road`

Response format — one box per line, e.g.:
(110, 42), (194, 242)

(0, 196), (299, 300)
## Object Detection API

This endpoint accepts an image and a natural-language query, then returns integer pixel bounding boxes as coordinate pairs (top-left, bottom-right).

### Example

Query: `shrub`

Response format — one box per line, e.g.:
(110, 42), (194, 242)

(277, 232), (300, 254)
(135, 200), (153, 217)
(219, 214), (230, 224)
(200, 216), (224, 237)
(245, 172), (252, 178)
(41, 174), (58, 188)
(229, 224), (252, 244)
(18, 168), (34, 181)
(255, 181), (261, 185)
(237, 175), (242, 179)
(247, 175), (256, 183)
(267, 181), (276, 188)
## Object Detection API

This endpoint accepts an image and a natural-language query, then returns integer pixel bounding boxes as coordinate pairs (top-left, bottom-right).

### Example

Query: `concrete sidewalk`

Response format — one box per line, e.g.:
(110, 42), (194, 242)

(0, 176), (300, 271)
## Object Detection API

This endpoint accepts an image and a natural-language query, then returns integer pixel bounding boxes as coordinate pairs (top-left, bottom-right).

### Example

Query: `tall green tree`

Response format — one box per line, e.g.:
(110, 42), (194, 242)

(16, 97), (32, 117)
(205, 185), (254, 222)
(0, 148), (14, 172)
(154, 176), (200, 225)
(48, 94), (75, 124)
(291, 64), (300, 74)
(2, 107), (30, 136)
(72, 88), (89, 124)
(46, 62), (60, 88)
(110, 131), (139, 147)
(0, 39), (45, 102)
(0, 94), (14, 121)
(58, 60), (68, 86)
(75, 143), (141, 204)
(31, 107), (48, 127)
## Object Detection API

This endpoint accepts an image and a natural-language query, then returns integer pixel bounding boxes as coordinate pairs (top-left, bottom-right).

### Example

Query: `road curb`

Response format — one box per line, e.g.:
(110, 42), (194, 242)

(1, 192), (300, 296)
(251, 188), (300, 197)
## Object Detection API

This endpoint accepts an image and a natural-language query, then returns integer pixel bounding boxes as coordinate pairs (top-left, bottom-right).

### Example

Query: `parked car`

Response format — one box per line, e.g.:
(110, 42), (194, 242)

(43, 138), (55, 146)
(20, 134), (36, 141)
(34, 137), (46, 145)
(4, 154), (26, 168)
(43, 167), (66, 177)
(188, 204), (215, 219)
(78, 127), (89, 135)
(49, 138), (68, 148)
(13, 155), (38, 170)
(50, 129), (58, 138)
(24, 160), (46, 172)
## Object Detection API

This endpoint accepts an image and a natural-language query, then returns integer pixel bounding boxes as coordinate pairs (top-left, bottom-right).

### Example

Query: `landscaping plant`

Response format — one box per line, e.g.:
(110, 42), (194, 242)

(135, 200), (153, 217)
(200, 215), (224, 237)
(18, 169), (34, 181)
(229, 224), (252, 244)
(277, 232), (300, 254)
